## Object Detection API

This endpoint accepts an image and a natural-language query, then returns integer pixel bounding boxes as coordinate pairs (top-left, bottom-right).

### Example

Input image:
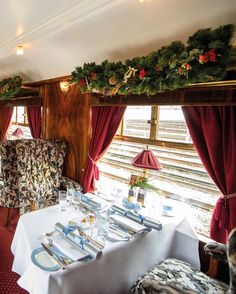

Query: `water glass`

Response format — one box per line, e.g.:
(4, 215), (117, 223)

(59, 190), (67, 211)
(74, 191), (82, 204)
(97, 214), (109, 238)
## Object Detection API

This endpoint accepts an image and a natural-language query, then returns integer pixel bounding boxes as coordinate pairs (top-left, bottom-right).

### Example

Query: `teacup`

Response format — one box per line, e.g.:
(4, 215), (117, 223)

(162, 203), (174, 215)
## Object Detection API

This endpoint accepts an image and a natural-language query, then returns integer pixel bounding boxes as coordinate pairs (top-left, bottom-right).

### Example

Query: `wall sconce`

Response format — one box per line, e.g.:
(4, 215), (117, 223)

(59, 81), (70, 95)
(16, 45), (24, 56)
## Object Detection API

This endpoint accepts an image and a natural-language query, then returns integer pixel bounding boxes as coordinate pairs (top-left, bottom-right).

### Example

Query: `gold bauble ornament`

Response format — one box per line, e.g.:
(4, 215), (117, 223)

(109, 77), (117, 85)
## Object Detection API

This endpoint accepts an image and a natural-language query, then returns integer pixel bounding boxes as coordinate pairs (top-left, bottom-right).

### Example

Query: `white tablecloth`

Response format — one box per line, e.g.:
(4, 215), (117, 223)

(11, 205), (200, 294)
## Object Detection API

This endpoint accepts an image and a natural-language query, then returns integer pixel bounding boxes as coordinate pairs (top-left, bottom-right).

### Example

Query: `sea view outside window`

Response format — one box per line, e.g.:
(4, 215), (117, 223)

(98, 106), (220, 238)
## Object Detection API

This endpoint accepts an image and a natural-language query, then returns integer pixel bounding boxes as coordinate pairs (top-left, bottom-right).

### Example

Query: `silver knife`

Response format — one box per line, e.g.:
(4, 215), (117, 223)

(41, 242), (66, 269)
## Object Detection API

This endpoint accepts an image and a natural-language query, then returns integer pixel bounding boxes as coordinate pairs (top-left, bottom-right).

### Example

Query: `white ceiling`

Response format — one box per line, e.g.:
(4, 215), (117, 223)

(0, 0), (235, 82)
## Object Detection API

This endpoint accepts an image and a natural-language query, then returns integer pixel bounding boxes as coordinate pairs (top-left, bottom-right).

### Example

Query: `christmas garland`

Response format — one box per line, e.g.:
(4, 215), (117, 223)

(0, 76), (23, 100)
(71, 24), (236, 96)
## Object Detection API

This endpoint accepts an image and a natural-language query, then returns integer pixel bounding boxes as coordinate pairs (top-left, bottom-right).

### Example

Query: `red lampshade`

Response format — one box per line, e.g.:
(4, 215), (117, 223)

(131, 148), (161, 170)
(12, 127), (24, 138)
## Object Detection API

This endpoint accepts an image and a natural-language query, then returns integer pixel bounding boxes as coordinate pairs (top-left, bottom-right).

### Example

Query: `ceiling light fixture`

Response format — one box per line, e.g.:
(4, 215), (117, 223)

(16, 46), (24, 56)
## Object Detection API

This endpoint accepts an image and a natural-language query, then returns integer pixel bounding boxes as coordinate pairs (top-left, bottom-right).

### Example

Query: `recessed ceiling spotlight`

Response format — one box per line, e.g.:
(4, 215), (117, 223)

(16, 45), (24, 56)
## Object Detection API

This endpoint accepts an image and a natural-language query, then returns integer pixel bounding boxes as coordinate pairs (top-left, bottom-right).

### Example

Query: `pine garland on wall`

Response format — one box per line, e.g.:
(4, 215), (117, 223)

(0, 76), (23, 100)
(71, 24), (236, 96)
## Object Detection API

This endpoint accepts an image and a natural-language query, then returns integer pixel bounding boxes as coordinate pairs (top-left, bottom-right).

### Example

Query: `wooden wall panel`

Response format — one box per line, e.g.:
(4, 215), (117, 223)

(42, 82), (91, 182)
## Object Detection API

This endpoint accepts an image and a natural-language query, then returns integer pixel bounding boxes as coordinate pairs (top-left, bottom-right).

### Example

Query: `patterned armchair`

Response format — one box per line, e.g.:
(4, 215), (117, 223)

(0, 139), (82, 224)
(130, 229), (236, 293)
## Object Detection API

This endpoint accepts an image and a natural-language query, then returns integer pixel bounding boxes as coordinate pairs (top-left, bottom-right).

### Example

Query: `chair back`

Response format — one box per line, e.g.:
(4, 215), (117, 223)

(228, 228), (236, 294)
(0, 139), (66, 214)
(0, 140), (21, 209)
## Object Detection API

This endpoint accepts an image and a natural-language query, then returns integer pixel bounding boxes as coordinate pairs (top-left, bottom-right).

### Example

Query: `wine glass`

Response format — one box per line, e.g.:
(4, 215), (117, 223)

(86, 213), (96, 237)
(73, 191), (82, 212)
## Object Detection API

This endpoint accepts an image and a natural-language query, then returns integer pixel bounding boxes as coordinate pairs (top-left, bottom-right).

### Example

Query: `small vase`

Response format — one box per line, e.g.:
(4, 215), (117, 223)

(137, 188), (146, 207)
(128, 188), (135, 203)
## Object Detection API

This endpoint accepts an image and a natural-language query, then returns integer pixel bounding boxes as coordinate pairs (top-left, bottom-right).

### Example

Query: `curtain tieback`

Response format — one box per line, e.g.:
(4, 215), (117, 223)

(214, 192), (236, 230)
(221, 192), (236, 201)
(88, 154), (99, 180)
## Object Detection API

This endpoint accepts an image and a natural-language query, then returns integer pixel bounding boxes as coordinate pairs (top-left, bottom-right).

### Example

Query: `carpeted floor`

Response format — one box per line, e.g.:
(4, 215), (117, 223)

(0, 207), (28, 294)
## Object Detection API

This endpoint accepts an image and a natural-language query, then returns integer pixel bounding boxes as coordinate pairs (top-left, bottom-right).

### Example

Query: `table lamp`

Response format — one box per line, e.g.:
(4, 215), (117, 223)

(131, 146), (161, 178)
(12, 127), (24, 138)
(131, 146), (161, 206)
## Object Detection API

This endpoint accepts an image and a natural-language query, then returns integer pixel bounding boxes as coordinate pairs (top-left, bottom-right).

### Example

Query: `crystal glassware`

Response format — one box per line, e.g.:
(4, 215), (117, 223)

(59, 190), (67, 211)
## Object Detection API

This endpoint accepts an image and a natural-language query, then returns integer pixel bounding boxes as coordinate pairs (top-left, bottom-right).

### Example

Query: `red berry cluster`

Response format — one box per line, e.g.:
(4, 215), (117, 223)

(199, 49), (217, 64)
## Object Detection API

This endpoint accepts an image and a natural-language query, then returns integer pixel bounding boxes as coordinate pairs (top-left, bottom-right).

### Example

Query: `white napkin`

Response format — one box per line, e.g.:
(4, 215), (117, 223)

(52, 234), (85, 261)
(110, 214), (147, 233)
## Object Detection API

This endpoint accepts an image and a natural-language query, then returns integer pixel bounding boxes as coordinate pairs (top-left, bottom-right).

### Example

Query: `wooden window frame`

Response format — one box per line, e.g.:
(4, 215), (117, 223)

(116, 105), (195, 151)
(11, 106), (29, 126)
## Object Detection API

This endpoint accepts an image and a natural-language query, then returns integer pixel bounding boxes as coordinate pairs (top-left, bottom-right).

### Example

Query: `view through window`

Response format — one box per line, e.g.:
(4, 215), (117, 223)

(98, 106), (220, 238)
(8, 106), (32, 139)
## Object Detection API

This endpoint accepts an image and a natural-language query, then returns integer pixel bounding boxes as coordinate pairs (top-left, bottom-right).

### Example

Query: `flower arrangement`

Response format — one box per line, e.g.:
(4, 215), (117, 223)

(0, 76), (23, 100)
(71, 24), (236, 96)
(129, 174), (155, 191)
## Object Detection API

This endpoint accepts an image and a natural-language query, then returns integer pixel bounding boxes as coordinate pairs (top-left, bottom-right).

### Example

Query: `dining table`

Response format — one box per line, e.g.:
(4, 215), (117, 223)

(11, 202), (200, 294)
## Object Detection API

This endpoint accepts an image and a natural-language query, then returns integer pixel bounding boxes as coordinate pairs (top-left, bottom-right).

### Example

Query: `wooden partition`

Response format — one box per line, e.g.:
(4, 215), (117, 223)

(41, 82), (91, 182)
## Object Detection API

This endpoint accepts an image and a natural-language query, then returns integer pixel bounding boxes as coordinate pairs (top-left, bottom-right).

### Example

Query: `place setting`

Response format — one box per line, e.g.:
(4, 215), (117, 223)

(30, 185), (166, 272)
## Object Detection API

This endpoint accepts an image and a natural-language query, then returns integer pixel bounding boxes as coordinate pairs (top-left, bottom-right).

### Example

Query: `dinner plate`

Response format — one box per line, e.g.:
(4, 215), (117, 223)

(31, 247), (60, 271)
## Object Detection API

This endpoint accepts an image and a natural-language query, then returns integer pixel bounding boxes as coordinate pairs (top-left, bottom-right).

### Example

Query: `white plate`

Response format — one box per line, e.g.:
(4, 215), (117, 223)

(31, 247), (60, 271)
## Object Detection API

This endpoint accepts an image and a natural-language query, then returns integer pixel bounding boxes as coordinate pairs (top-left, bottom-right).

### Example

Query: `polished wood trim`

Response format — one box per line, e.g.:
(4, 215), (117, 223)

(150, 106), (159, 140)
(3, 207), (10, 227)
(2, 97), (42, 107)
(91, 81), (236, 106)
(114, 135), (195, 150)
(30, 201), (36, 211)
(42, 82), (91, 181)
(205, 256), (220, 278)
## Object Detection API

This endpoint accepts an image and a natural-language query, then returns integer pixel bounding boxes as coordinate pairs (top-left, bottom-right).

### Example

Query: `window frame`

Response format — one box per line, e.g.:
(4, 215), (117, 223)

(115, 105), (195, 151)
(11, 106), (29, 127)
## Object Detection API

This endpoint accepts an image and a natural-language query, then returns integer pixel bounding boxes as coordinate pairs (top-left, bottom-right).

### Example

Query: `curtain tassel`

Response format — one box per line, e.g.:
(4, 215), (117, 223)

(213, 197), (228, 230)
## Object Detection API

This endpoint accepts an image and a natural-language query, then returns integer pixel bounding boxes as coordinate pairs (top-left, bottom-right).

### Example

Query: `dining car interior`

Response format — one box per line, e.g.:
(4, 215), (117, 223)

(0, 0), (236, 293)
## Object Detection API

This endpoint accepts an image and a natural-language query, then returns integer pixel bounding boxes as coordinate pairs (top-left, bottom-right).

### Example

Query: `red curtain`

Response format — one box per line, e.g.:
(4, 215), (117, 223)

(27, 106), (42, 138)
(81, 106), (126, 193)
(1, 107), (13, 139)
(182, 106), (236, 243)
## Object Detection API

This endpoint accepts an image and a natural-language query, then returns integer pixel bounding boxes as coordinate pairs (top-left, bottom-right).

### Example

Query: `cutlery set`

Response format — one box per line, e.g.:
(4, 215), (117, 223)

(41, 242), (67, 270)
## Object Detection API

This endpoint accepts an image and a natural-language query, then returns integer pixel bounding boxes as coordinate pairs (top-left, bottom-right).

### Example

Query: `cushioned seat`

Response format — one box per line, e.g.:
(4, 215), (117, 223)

(131, 228), (236, 294)
(131, 258), (228, 293)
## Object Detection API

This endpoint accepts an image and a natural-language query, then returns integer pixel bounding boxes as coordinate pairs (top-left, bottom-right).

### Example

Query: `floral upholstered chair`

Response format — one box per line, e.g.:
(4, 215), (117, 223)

(0, 139), (82, 225)
(0, 140), (20, 212)
(130, 229), (236, 294)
